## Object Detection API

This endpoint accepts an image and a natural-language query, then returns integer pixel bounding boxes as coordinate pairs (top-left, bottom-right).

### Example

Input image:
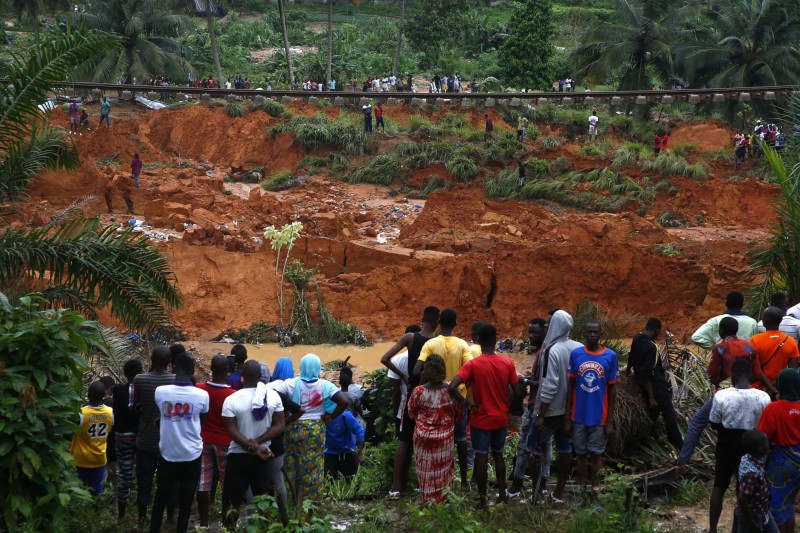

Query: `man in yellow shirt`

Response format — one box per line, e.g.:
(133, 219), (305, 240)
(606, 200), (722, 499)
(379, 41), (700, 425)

(413, 308), (473, 488)
(71, 381), (114, 495)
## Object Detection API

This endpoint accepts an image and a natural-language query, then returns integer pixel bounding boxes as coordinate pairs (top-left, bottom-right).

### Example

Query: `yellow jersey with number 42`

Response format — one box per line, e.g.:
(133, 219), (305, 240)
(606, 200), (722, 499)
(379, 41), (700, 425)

(71, 405), (114, 468)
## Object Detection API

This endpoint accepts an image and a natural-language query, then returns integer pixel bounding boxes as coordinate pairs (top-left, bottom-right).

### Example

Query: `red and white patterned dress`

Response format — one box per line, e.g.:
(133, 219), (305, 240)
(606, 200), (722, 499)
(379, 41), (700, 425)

(407, 385), (462, 503)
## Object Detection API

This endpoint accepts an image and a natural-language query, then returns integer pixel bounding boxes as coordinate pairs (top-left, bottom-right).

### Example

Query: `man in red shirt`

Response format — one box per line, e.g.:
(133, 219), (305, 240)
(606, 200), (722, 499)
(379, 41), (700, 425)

(750, 307), (799, 397)
(450, 324), (519, 510)
(375, 103), (385, 132)
(654, 134), (662, 155)
(661, 133), (669, 152)
(195, 355), (236, 528)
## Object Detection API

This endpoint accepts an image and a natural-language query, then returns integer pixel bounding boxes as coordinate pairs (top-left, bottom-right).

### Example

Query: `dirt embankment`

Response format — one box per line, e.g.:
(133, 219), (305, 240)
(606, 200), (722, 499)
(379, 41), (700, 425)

(18, 102), (776, 342)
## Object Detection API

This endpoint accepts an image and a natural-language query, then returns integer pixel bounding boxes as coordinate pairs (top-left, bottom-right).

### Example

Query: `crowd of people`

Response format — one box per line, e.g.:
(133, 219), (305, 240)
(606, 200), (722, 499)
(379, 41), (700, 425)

(69, 292), (800, 531)
(734, 122), (786, 168)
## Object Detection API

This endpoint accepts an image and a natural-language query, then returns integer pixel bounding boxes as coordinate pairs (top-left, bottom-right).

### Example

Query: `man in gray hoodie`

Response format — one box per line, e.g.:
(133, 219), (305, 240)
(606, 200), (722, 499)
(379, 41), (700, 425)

(527, 310), (583, 502)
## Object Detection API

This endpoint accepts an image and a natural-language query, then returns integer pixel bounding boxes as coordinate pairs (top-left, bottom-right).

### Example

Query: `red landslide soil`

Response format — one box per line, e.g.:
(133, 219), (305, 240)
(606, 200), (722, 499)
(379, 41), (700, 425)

(18, 101), (777, 343)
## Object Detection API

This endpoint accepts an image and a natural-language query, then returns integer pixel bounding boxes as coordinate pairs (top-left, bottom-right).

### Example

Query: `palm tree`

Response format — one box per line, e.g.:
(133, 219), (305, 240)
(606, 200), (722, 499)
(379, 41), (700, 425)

(0, 31), (183, 331)
(277, 0), (295, 87)
(68, 0), (193, 83)
(746, 96), (800, 312)
(675, 0), (800, 88)
(572, 0), (698, 90)
(205, 0), (223, 83)
(392, 0), (405, 76)
(326, 0), (333, 87)
(13, 0), (40, 39)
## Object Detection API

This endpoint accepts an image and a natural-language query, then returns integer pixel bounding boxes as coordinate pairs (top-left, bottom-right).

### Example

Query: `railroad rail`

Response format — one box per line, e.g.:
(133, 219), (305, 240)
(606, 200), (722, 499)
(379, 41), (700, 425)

(19, 80), (799, 106)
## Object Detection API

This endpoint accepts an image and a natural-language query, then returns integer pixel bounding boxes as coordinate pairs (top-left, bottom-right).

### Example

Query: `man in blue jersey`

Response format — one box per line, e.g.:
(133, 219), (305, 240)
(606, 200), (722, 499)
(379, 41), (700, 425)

(565, 320), (620, 499)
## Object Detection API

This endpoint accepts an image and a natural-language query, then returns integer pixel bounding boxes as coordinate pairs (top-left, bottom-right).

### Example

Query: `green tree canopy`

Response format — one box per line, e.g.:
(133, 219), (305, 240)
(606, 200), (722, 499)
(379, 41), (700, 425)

(67, 0), (193, 83)
(404, 0), (469, 70)
(0, 31), (182, 331)
(572, 0), (698, 90)
(675, 0), (800, 88)
(498, 0), (555, 91)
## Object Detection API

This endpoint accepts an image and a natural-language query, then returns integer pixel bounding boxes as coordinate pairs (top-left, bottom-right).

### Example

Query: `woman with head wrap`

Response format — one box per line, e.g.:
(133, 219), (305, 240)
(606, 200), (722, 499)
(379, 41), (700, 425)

(271, 357), (295, 382)
(407, 353), (463, 503)
(270, 354), (348, 513)
(757, 368), (800, 533)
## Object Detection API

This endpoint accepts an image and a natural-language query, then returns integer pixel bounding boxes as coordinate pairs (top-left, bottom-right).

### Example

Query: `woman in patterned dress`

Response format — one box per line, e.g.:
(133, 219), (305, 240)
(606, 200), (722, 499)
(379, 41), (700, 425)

(757, 369), (800, 533)
(408, 354), (463, 504)
(271, 354), (349, 515)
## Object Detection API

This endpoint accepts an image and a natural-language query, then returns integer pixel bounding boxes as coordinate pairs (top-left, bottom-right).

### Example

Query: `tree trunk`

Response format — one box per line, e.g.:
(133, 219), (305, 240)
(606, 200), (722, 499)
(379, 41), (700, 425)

(205, 0), (223, 83)
(326, 0), (333, 86)
(391, 0), (405, 76)
(278, 0), (295, 86)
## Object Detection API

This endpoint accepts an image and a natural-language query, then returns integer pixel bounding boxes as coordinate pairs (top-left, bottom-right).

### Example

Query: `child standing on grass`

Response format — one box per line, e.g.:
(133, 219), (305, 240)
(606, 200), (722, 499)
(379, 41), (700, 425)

(736, 430), (779, 533)
(71, 381), (114, 496)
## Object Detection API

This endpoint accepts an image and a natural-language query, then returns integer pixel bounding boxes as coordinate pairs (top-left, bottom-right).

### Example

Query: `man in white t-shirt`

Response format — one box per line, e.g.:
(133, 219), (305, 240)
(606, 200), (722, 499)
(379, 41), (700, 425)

(588, 110), (599, 142)
(150, 353), (209, 533)
(220, 361), (285, 528)
(387, 350), (409, 433)
(708, 358), (771, 533)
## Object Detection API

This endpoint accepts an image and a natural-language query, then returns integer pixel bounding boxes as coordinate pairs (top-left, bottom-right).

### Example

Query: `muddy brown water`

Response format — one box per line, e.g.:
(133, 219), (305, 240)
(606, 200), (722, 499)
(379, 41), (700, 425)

(194, 341), (536, 375)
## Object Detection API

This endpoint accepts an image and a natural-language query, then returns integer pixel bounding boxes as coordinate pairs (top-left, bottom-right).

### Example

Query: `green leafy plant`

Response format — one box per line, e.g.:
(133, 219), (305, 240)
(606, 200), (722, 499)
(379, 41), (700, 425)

(651, 243), (682, 257)
(225, 101), (246, 118)
(262, 170), (300, 191)
(250, 99), (288, 117)
(541, 136), (561, 148)
(263, 222), (303, 326)
(348, 154), (403, 185)
(0, 294), (98, 532)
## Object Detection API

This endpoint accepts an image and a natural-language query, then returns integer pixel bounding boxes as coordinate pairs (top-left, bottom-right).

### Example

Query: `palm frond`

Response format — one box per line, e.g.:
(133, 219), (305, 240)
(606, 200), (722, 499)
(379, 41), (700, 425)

(0, 31), (120, 143)
(85, 324), (139, 381)
(0, 124), (79, 203)
(0, 219), (183, 332)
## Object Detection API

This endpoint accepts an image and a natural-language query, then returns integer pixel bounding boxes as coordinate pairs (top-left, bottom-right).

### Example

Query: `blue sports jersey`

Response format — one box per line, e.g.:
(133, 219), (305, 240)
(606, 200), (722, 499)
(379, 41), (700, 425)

(568, 346), (620, 426)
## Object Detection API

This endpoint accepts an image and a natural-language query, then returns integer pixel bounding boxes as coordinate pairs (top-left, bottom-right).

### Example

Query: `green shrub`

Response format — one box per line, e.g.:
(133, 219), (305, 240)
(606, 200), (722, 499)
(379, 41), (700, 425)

(348, 154), (403, 185)
(446, 155), (479, 181)
(249, 98), (286, 117)
(640, 152), (707, 178)
(261, 170), (300, 191)
(484, 169), (518, 198)
(548, 156), (572, 175)
(541, 136), (561, 148)
(224, 101), (245, 118)
(533, 103), (557, 123)
(299, 155), (327, 169)
(422, 177), (448, 196)
(409, 116), (444, 137)
(612, 142), (650, 168)
(0, 294), (96, 532)
(651, 243), (682, 257)
(272, 115), (376, 156)
(580, 144), (606, 157)
(526, 157), (550, 179)
(672, 143), (698, 156)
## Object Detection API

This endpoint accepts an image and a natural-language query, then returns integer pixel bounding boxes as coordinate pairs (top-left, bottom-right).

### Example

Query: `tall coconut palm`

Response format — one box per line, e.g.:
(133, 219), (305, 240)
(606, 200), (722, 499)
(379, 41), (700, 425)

(13, 0), (40, 39)
(0, 31), (183, 331)
(326, 0), (333, 87)
(205, 0), (223, 83)
(572, 0), (698, 90)
(68, 0), (192, 83)
(277, 0), (295, 86)
(675, 0), (800, 88)
(392, 0), (405, 76)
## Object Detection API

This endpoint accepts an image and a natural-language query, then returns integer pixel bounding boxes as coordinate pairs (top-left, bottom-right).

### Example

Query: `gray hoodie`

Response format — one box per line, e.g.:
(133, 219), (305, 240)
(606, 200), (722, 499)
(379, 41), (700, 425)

(534, 310), (583, 418)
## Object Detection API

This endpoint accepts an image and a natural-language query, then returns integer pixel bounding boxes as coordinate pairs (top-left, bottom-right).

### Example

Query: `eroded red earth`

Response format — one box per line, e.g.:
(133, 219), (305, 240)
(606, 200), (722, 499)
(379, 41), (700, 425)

(16, 101), (775, 343)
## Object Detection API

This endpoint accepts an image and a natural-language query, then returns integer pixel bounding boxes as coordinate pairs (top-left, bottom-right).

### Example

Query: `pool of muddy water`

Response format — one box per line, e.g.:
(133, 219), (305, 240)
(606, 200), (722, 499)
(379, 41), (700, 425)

(194, 341), (536, 375)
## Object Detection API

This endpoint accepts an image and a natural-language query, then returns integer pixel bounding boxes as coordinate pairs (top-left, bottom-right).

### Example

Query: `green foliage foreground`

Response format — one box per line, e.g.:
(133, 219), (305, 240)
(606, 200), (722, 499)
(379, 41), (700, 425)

(0, 294), (95, 532)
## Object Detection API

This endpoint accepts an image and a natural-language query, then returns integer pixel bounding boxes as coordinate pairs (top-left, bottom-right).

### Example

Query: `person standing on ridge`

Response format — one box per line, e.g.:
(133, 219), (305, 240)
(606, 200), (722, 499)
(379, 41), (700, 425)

(375, 103), (385, 132)
(130, 153), (142, 189)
